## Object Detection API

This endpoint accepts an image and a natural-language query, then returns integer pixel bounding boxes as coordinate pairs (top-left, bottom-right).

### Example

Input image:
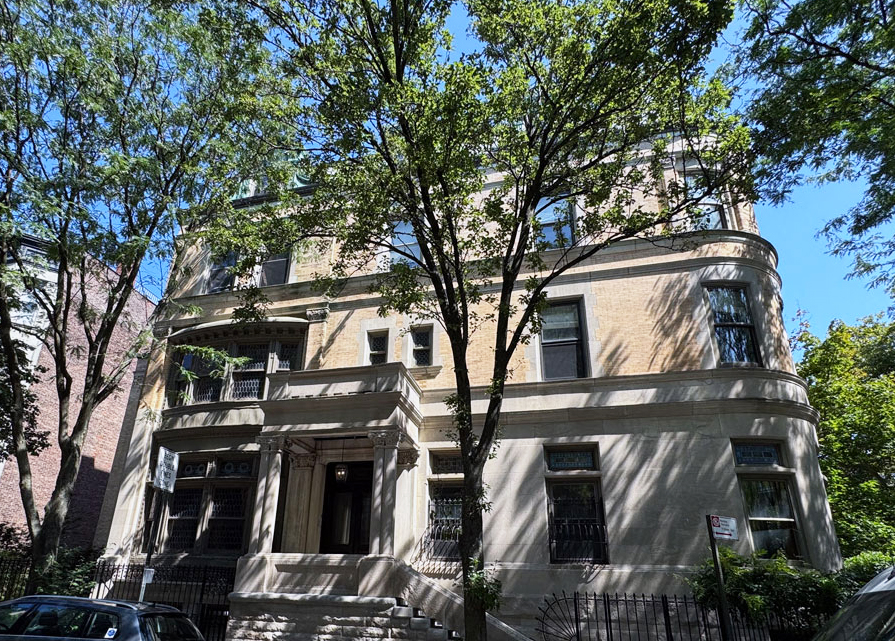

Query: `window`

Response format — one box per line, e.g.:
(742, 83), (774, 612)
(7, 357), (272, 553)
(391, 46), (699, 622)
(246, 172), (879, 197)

(258, 250), (290, 287)
(368, 331), (388, 365)
(734, 442), (801, 558)
(541, 301), (586, 380)
(535, 196), (575, 248)
(207, 252), (236, 293)
(547, 482), (608, 563)
(167, 336), (305, 407)
(411, 327), (433, 367)
(391, 220), (422, 264)
(21, 604), (91, 637)
(545, 446), (607, 564)
(158, 455), (256, 554)
(231, 344), (268, 400)
(683, 173), (726, 229)
(141, 614), (203, 641)
(0, 602), (32, 633)
(427, 484), (462, 560)
(431, 452), (463, 475)
(168, 353), (223, 407)
(706, 286), (761, 365)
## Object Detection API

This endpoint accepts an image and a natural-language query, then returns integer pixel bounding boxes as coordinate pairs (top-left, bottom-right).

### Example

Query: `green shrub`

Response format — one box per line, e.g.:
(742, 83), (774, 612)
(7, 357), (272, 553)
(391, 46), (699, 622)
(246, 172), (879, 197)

(33, 547), (101, 597)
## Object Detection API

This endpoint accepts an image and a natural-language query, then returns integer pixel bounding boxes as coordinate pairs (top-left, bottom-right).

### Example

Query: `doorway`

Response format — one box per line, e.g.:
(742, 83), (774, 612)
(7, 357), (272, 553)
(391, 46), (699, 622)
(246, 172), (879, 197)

(319, 461), (373, 554)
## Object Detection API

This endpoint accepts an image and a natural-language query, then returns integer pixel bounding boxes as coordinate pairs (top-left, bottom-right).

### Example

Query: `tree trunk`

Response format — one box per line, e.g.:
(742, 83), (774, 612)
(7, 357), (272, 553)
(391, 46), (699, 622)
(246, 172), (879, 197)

(460, 455), (487, 641)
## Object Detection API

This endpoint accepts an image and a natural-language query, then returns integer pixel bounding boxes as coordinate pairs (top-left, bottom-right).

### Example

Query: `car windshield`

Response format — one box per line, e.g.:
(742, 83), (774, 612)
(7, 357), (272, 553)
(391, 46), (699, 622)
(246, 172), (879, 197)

(0, 603), (32, 633)
(141, 613), (203, 641)
(812, 592), (895, 641)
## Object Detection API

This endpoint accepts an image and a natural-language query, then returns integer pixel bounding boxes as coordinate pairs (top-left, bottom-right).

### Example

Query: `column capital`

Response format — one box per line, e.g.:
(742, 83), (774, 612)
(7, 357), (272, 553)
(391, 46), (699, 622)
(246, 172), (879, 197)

(397, 448), (419, 469)
(306, 307), (329, 322)
(289, 453), (317, 469)
(367, 430), (404, 449)
(256, 435), (285, 452)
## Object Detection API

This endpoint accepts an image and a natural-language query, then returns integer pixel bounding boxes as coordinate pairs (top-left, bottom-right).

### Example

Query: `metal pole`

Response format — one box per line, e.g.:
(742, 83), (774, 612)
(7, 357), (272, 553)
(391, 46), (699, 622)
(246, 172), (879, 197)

(139, 489), (166, 602)
(705, 515), (733, 641)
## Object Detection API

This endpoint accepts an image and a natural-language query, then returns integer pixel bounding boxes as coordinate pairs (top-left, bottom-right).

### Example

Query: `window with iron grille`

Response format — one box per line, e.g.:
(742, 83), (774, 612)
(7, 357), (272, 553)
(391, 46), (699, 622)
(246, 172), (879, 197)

(231, 344), (268, 400)
(168, 353), (222, 407)
(277, 342), (303, 371)
(541, 301), (586, 380)
(411, 327), (432, 366)
(428, 485), (462, 560)
(706, 286), (761, 365)
(368, 331), (388, 365)
(207, 487), (248, 551)
(166, 488), (203, 552)
(547, 482), (608, 563)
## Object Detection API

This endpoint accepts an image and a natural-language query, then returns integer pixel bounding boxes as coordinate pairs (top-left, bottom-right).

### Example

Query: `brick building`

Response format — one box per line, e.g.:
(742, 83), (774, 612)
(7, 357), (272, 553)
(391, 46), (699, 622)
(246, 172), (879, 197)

(0, 237), (155, 549)
(100, 160), (841, 638)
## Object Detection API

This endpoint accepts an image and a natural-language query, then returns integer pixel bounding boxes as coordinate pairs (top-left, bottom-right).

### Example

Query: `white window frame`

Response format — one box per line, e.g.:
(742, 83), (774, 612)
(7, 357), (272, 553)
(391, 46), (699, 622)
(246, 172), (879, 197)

(704, 284), (762, 366)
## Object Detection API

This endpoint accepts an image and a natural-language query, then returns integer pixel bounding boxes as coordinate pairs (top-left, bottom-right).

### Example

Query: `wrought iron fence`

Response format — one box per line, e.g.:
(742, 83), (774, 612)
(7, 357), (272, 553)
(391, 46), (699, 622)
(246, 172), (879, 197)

(537, 591), (817, 641)
(92, 562), (235, 641)
(0, 558), (30, 601)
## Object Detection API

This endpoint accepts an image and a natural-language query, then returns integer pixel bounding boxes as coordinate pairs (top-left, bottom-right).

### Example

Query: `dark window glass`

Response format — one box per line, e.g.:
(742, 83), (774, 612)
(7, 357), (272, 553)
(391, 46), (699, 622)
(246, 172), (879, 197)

(207, 487), (248, 551)
(707, 286), (761, 364)
(548, 482), (608, 563)
(258, 251), (290, 286)
(741, 479), (800, 558)
(166, 488), (203, 551)
(217, 459), (253, 477)
(21, 604), (90, 637)
(177, 461), (207, 478)
(541, 302), (586, 380)
(277, 343), (303, 370)
(0, 603), (33, 633)
(412, 328), (432, 366)
(84, 612), (120, 639)
(368, 332), (388, 365)
(207, 252), (236, 293)
(232, 344), (267, 400)
(141, 614), (203, 641)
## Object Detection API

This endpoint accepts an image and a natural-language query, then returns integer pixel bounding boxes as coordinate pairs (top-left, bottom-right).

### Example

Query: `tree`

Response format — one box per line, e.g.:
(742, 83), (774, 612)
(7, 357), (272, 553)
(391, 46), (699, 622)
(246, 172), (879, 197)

(795, 316), (895, 556)
(208, 0), (751, 638)
(737, 0), (895, 291)
(0, 0), (281, 576)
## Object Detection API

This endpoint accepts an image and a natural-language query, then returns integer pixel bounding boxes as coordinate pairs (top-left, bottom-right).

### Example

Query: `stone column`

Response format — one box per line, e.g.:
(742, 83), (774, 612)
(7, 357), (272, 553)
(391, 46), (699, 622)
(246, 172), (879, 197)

(368, 430), (403, 555)
(283, 453), (317, 552)
(249, 436), (284, 554)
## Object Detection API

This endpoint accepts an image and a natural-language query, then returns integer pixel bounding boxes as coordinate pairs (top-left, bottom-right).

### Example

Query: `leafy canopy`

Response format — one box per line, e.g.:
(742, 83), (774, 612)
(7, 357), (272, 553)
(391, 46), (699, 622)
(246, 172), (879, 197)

(738, 0), (895, 291)
(796, 316), (895, 556)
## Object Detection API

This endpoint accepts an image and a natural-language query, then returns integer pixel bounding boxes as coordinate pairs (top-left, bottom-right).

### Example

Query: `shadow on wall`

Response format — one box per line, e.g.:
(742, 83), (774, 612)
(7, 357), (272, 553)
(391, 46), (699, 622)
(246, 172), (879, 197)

(63, 455), (110, 549)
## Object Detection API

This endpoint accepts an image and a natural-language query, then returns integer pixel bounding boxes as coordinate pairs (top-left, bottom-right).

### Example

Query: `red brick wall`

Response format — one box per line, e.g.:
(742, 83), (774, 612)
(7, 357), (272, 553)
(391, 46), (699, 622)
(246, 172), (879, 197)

(0, 273), (155, 550)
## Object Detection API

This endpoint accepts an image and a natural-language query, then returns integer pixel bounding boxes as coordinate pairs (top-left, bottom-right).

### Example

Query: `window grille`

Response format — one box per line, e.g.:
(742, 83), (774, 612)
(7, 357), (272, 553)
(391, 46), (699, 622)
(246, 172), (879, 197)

(547, 483), (608, 563)
(208, 488), (247, 551)
(431, 453), (463, 475)
(166, 488), (203, 552)
(277, 343), (303, 371)
(217, 459), (253, 477)
(427, 486), (462, 560)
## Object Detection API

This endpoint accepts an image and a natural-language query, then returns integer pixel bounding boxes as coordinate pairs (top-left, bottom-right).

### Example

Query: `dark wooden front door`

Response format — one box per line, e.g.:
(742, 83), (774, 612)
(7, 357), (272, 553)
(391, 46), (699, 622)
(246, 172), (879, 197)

(319, 461), (373, 554)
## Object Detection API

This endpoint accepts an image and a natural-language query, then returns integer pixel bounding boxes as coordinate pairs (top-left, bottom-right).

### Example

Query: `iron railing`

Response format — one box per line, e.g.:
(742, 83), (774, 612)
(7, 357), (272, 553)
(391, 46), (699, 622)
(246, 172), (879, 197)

(92, 562), (235, 641)
(538, 592), (818, 641)
(0, 557), (30, 601)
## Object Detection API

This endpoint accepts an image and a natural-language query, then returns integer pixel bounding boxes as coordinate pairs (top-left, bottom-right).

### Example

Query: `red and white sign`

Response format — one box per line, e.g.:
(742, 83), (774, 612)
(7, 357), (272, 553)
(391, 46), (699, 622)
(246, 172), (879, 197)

(710, 515), (739, 541)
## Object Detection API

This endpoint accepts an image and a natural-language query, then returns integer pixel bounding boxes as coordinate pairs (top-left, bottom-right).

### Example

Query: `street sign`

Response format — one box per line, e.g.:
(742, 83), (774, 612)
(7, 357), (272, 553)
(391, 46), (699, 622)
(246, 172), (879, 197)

(709, 515), (739, 541)
(153, 447), (179, 493)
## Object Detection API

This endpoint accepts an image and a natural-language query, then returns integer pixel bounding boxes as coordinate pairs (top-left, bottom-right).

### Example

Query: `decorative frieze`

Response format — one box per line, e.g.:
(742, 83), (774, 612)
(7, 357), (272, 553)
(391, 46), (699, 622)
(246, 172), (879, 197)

(289, 453), (317, 469)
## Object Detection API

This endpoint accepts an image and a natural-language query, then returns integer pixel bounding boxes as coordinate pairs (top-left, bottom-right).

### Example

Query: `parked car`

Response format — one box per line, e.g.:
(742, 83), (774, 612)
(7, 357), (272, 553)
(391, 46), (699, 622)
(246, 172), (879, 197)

(0, 595), (204, 641)
(812, 565), (895, 640)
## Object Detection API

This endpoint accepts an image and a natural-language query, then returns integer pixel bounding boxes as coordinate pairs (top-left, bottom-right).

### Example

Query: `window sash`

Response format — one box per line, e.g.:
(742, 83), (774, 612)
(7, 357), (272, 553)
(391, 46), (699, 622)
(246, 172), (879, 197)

(258, 251), (290, 287)
(412, 328), (432, 366)
(541, 302), (586, 380)
(207, 252), (236, 293)
(742, 479), (800, 558)
(535, 197), (575, 248)
(368, 331), (388, 364)
(707, 287), (760, 364)
(547, 482), (608, 563)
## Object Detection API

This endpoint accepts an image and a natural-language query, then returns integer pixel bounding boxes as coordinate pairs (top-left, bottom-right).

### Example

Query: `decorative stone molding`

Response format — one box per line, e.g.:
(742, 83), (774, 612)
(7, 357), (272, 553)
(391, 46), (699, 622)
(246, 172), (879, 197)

(306, 307), (329, 323)
(397, 448), (419, 469)
(256, 435), (285, 452)
(289, 453), (317, 469)
(367, 430), (403, 449)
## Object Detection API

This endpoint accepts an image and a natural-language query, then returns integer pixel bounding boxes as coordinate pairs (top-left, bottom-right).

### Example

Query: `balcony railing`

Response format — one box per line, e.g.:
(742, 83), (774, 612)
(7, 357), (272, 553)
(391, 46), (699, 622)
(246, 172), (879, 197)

(547, 497), (609, 563)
